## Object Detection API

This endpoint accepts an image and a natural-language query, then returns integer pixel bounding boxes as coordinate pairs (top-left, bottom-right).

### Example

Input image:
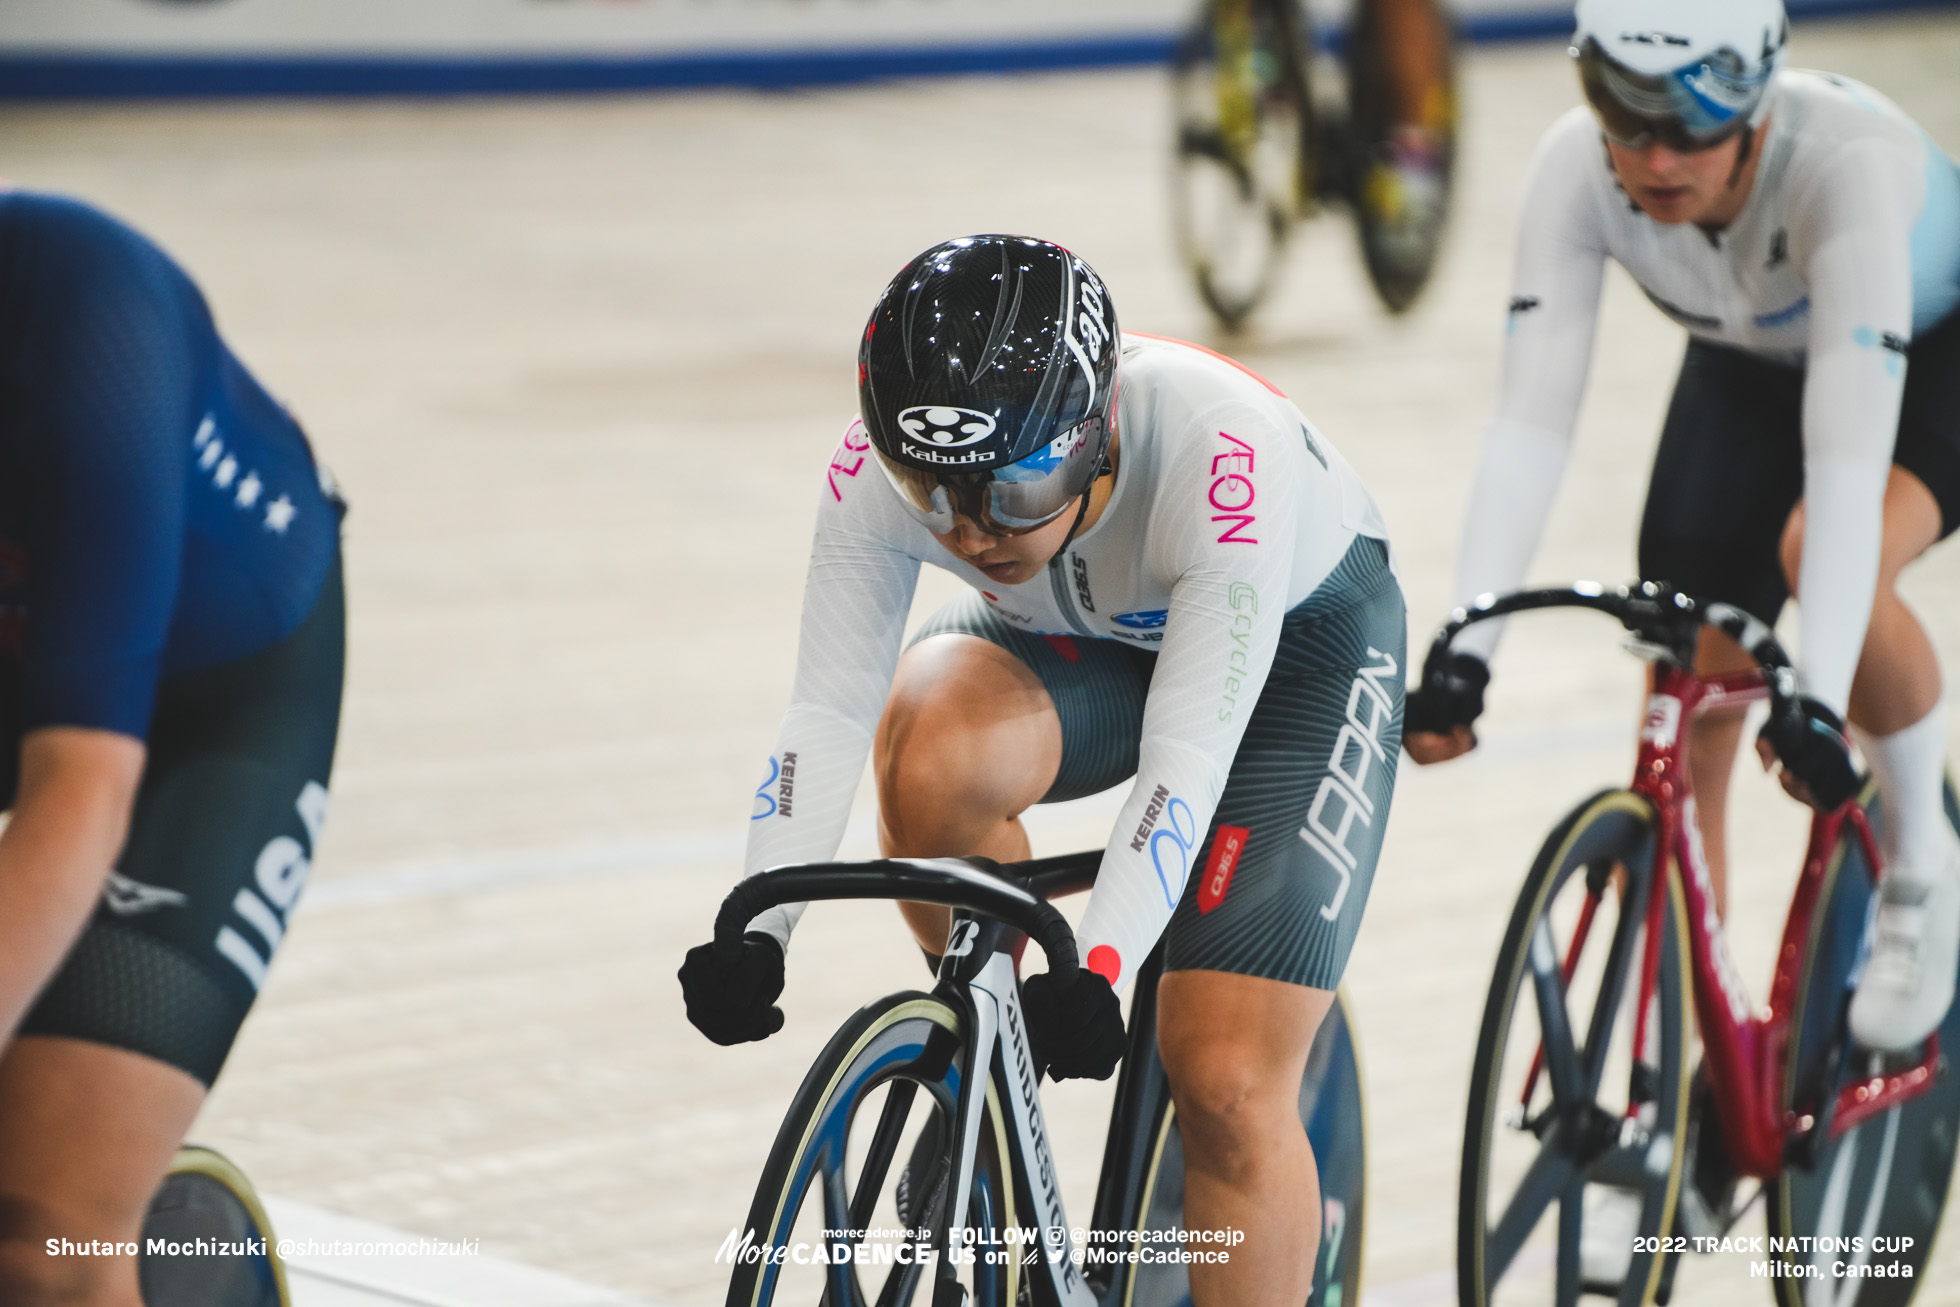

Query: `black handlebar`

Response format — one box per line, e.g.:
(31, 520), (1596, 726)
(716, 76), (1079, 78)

(1422, 581), (1802, 723)
(713, 852), (1100, 977)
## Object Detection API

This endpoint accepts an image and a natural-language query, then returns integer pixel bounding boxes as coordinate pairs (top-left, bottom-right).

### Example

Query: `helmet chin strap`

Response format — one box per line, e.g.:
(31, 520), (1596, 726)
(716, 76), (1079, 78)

(1047, 453), (1115, 566)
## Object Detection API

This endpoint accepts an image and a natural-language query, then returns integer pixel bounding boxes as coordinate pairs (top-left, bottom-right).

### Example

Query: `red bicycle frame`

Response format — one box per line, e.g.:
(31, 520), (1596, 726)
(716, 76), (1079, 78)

(1594, 661), (1942, 1179)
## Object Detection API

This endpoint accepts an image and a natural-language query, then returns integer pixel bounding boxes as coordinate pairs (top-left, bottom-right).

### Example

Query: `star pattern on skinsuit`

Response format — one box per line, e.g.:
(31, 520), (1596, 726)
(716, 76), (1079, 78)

(235, 473), (262, 508)
(263, 495), (296, 533)
(215, 455), (238, 489)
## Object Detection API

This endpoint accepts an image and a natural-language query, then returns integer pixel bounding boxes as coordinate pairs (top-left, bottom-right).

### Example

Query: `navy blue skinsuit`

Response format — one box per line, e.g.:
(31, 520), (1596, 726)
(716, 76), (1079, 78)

(0, 192), (343, 1084)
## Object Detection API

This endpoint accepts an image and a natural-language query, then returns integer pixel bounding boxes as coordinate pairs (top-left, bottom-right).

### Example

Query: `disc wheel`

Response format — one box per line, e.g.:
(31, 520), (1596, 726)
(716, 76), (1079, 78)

(1343, 0), (1457, 313)
(1765, 779), (1960, 1306)
(1460, 790), (1692, 1307)
(141, 1145), (290, 1307)
(725, 992), (1018, 1307)
(1126, 988), (1366, 1307)
(1170, 0), (1312, 332)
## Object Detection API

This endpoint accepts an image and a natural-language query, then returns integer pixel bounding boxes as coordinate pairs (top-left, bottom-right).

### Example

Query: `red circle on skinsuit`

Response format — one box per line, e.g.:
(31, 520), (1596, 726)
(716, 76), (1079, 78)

(1086, 945), (1121, 984)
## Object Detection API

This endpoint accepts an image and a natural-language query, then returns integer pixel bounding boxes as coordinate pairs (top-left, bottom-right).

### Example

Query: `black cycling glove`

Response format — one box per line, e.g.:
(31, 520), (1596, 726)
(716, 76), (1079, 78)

(1021, 968), (1125, 1081)
(679, 932), (786, 1046)
(1404, 650), (1491, 737)
(1759, 695), (1860, 812)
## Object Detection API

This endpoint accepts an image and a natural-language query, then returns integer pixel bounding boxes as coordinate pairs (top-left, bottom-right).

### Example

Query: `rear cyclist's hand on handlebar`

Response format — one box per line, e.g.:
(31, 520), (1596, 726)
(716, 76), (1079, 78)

(679, 933), (786, 1045)
(1403, 651), (1490, 765)
(1757, 696), (1860, 812)
(1022, 969), (1125, 1081)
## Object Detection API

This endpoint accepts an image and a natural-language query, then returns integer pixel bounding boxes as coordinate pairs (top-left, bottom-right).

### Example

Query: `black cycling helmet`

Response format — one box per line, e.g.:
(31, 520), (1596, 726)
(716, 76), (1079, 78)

(859, 235), (1119, 536)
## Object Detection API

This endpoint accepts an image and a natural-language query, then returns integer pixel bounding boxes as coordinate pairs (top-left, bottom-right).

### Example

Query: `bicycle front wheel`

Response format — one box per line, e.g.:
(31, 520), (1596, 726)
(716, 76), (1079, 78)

(1766, 778), (1960, 1306)
(1170, 0), (1311, 331)
(140, 1145), (291, 1307)
(726, 992), (1019, 1307)
(1460, 789), (1692, 1307)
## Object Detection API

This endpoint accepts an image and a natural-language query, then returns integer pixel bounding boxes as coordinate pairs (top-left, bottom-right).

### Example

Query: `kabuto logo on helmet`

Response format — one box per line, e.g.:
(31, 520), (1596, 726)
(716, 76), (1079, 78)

(898, 405), (997, 450)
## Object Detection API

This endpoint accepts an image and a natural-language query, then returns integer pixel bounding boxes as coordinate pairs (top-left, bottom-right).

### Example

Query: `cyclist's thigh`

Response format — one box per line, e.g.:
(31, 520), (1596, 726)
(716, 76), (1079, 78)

(1157, 971), (1332, 1102)
(1637, 339), (1804, 625)
(1164, 536), (1404, 989)
(0, 1039), (203, 1276)
(1891, 304), (1960, 542)
(18, 555), (344, 1089)
(906, 589), (1157, 803)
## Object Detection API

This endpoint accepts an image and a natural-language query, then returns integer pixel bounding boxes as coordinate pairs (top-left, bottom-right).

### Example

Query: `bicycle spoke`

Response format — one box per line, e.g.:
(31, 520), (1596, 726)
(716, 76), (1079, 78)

(1487, 1127), (1581, 1288)
(1580, 877), (1644, 1099)
(849, 1081), (918, 1237)
(1521, 886), (1605, 1112)
(1554, 1179), (1583, 1307)
(1528, 918), (1585, 1108)
(820, 1162), (864, 1307)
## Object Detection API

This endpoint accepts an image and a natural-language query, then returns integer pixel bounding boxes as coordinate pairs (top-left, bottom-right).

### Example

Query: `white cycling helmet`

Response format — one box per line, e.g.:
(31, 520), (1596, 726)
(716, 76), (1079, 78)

(1571, 0), (1787, 150)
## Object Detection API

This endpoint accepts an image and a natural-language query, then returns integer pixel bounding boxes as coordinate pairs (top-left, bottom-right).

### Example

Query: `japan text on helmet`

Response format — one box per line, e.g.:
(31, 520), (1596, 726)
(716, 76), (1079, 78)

(859, 235), (1119, 536)
(1571, 0), (1787, 151)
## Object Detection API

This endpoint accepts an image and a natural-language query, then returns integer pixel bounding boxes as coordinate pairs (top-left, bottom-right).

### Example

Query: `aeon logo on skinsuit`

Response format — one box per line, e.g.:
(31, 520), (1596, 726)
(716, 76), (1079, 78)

(898, 405), (996, 451)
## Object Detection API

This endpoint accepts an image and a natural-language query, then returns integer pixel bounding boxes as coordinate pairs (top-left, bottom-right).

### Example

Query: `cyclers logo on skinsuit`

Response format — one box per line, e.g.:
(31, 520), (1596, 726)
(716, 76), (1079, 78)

(1220, 582), (1258, 723)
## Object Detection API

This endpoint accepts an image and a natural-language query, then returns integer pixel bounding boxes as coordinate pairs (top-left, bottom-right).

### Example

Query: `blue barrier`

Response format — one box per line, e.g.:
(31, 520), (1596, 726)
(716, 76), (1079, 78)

(0, 0), (1952, 99)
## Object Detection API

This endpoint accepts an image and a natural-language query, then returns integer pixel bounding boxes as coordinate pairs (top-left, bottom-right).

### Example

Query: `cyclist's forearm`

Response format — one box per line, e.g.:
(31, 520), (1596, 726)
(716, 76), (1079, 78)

(1450, 420), (1570, 663)
(740, 704), (876, 947)
(0, 728), (144, 1042)
(1793, 455), (1889, 716)
(1079, 735), (1229, 992)
(1791, 178), (1913, 715)
(739, 475), (922, 942)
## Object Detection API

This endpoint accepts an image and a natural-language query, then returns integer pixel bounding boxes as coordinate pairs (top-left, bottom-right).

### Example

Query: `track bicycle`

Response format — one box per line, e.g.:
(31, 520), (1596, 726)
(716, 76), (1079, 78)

(1424, 582), (1960, 1307)
(139, 1144), (290, 1306)
(711, 852), (1366, 1307)
(1170, 0), (1459, 328)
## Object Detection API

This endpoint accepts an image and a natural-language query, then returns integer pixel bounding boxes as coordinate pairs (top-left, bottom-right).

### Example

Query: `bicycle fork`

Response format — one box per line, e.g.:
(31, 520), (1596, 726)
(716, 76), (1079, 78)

(939, 917), (1097, 1307)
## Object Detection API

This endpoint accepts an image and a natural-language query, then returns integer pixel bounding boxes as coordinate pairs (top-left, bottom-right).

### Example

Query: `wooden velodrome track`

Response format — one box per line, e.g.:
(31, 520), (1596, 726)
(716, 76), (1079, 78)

(4, 12), (1959, 1306)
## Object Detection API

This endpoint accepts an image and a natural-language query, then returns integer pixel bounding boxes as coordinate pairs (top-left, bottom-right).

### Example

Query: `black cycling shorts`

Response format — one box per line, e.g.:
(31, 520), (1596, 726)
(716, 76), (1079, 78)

(17, 555), (345, 1086)
(909, 535), (1405, 991)
(1638, 307), (1960, 627)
